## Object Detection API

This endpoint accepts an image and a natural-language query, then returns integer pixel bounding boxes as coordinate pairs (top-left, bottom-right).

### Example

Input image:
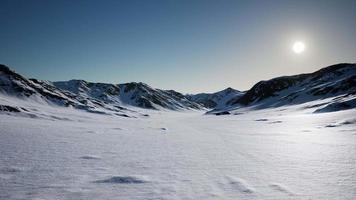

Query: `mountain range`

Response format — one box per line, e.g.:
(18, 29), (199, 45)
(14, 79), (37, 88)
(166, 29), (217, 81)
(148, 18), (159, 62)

(0, 63), (355, 117)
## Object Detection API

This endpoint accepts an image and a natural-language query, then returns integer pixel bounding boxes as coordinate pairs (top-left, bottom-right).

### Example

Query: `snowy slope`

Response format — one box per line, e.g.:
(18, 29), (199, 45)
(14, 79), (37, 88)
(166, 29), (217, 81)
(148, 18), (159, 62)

(186, 87), (244, 109)
(210, 63), (356, 114)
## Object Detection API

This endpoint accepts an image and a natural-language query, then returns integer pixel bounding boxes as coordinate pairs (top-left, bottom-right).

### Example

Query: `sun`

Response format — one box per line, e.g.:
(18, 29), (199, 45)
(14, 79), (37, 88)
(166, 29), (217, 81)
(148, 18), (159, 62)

(292, 41), (305, 54)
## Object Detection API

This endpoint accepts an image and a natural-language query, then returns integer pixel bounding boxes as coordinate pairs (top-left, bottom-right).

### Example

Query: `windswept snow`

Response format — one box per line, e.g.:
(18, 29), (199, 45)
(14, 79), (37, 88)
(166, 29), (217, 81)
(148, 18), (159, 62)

(1, 104), (355, 200)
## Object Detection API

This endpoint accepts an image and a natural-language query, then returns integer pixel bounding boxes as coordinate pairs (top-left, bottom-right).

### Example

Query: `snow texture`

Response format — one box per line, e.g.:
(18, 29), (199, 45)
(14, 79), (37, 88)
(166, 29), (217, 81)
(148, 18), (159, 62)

(0, 100), (355, 199)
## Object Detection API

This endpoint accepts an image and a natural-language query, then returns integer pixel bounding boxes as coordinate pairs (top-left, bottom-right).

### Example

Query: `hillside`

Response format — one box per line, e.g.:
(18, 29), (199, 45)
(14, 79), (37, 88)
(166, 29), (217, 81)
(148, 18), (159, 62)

(210, 63), (356, 114)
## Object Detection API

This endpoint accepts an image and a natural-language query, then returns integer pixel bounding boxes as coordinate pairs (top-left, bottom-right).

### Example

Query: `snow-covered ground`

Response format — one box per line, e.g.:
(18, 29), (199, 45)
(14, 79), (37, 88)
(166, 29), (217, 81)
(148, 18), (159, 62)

(1, 103), (356, 199)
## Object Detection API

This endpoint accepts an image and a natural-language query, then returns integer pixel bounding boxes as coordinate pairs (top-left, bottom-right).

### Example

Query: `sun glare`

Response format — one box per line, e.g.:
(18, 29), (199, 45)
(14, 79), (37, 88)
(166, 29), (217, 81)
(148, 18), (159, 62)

(292, 41), (305, 54)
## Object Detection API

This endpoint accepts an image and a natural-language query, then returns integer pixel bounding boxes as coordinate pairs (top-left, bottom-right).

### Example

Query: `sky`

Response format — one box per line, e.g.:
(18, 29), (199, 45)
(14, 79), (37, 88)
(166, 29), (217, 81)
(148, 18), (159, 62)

(0, 0), (355, 93)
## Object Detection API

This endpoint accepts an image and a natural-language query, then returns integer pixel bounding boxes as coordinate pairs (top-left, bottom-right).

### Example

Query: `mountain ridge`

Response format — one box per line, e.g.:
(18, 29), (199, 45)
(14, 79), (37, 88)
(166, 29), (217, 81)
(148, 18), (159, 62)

(210, 63), (356, 114)
(0, 64), (204, 116)
(1, 63), (355, 116)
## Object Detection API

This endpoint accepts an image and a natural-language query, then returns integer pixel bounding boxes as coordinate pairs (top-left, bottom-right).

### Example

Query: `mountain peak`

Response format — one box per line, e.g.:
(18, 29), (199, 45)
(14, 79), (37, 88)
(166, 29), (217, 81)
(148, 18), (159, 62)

(0, 64), (10, 71)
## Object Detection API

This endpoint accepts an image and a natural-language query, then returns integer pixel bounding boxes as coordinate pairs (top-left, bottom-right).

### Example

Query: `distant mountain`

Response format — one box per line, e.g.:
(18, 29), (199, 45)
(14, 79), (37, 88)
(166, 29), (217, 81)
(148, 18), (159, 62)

(1, 63), (355, 117)
(53, 80), (203, 110)
(0, 64), (203, 118)
(186, 87), (244, 109)
(0, 64), (143, 117)
(210, 63), (356, 114)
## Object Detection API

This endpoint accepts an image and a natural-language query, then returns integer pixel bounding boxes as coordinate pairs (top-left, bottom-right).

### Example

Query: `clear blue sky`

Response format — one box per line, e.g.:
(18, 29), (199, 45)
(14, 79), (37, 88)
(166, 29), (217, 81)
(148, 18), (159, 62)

(1, 0), (355, 93)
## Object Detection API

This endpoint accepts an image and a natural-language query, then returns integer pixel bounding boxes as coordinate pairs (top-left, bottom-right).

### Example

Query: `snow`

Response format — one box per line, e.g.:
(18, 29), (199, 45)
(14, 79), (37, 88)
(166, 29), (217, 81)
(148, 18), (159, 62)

(1, 98), (356, 200)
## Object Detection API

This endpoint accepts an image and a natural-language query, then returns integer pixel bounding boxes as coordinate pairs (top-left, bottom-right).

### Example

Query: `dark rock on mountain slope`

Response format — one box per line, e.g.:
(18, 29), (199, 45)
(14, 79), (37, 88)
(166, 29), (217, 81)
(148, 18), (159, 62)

(229, 75), (306, 106)
(314, 97), (356, 113)
(0, 104), (22, 113)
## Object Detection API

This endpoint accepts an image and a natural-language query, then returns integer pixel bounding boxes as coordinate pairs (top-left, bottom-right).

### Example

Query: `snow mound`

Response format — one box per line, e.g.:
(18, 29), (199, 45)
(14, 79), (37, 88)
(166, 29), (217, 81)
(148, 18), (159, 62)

(79, 155), (101, 160)
(269, 182), (295, 196)
(0, 166), (22, 174)
(325, 118), (356, 128)
(226, 177), (255, 194)
(255, 118), (268, 121)
(94, 176), (148, 184)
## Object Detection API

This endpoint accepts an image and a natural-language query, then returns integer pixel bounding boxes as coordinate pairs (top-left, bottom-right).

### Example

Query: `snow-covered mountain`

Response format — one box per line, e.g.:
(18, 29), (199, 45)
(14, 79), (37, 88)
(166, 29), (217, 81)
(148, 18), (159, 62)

(1, 63), (355, 117)
(0, 64), (203, 118)
(0, 64), (144, 118)
(186, 87), (244, 109)
(0, 64), (79, 107)
(210, 63), (356, 114)
(53, 80), (203, 110)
